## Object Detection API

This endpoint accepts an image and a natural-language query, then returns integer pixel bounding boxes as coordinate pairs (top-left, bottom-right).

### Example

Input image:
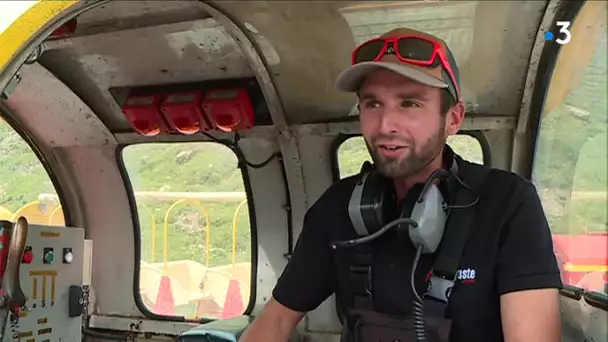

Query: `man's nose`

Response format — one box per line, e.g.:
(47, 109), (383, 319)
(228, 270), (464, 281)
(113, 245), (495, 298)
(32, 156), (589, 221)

(378, 107), (401, 134)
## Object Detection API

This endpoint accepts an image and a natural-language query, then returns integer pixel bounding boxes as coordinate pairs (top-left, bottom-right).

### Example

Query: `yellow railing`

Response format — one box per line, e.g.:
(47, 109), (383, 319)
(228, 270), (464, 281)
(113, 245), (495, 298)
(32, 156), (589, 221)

(3, 192), (249, 269)
(11, 190), (605, 271)
(232, 200), (248, 265)
(163, 199), (211, 269)
(140, 204), (157, 262)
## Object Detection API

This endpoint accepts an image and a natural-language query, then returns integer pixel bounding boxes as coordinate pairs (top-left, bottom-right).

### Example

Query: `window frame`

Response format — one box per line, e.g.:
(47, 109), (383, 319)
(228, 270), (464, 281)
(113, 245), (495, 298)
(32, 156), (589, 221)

(526, 0), (607, 310)
(0, 111), (73, 225)
(115, 141), (258, 323)
(527, 1), (587, 180)
(330, 130), (492, 183)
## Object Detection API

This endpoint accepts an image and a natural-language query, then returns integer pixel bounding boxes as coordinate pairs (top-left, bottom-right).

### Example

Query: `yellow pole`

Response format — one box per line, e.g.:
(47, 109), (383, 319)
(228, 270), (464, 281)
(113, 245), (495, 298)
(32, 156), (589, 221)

(162, 199), (211, 271)
(204, 210), (210, 266)
(139, 204), (157, 262)
(231, 200), (248, 266)
(48, 205), (63, 225)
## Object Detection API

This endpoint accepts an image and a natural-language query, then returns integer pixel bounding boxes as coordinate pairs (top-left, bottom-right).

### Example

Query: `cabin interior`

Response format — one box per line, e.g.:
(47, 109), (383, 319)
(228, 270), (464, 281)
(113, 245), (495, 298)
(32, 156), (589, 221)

(0, 1), (606, 341)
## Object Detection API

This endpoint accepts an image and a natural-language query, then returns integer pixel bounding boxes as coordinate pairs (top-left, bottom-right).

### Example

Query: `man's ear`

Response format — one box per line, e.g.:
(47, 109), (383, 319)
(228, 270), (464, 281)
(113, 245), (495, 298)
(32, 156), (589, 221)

(446, 102), (466, 136)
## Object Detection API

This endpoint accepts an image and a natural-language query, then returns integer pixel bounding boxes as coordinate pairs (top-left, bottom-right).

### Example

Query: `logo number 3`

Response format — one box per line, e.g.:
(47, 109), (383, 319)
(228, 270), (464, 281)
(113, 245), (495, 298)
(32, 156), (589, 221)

(556, 21), (572, 45)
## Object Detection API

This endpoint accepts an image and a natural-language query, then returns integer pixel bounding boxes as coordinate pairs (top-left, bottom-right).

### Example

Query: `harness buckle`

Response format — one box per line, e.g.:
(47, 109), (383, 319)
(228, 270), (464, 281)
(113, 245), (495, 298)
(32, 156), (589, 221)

(425, 269), (456, 304)
(431, 268), (457, 282)
(365, 265), (372, 296)
(349, 264), (373, 298)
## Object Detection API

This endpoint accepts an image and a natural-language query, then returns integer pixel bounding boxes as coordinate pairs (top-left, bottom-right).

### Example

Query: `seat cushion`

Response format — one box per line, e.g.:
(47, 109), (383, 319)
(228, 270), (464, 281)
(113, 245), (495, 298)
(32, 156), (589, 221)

(178, 316), (253, 342)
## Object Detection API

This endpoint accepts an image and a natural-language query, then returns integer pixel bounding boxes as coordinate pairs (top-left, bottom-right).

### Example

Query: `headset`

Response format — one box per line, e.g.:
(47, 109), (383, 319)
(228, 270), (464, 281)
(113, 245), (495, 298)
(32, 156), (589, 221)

(330, 159), (458, 251)
(329, 156), (478, 342)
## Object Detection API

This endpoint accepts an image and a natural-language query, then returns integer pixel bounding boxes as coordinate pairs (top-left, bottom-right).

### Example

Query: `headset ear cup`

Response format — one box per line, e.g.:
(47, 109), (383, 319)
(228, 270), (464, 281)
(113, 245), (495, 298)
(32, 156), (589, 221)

(359, 172), (396, 234)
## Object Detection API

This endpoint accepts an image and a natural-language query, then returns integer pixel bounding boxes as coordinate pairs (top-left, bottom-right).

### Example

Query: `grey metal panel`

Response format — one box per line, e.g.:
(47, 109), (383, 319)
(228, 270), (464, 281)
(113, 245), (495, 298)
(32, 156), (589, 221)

(40, 17), (258, 131)
(72, 0), (212, 35)
(32, 0), (548, 131)
(2, 63), (114, 147)
(213, 0), (548, 122)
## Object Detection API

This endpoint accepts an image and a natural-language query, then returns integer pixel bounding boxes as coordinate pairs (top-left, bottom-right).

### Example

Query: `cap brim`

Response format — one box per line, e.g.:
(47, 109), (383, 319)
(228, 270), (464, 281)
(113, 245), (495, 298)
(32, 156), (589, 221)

(335, 61), (448, 92)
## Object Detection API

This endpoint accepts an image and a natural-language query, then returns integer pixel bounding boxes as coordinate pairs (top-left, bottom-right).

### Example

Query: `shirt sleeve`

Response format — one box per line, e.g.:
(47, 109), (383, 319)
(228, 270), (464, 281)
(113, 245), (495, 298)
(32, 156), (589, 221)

(272, 202), (334, 312)
(496, 182), (563, 295)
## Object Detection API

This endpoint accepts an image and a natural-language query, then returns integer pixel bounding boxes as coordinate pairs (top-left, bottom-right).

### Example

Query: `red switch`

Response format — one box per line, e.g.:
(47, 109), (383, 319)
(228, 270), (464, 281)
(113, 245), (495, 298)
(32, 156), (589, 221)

(22, 249), (33, 264)
(121, 94), (165, 136)
(201, 88), (254, 132)
(160, 90), (211, 134)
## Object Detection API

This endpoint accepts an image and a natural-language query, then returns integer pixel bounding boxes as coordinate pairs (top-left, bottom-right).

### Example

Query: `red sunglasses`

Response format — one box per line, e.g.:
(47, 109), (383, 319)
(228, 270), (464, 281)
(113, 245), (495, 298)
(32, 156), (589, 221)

(352, 35), (461, 102)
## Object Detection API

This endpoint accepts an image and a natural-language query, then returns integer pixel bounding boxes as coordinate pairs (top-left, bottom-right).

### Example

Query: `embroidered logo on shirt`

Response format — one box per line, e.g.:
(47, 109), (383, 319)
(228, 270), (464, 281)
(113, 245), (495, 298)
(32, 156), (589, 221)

(456, 268), (476, 284)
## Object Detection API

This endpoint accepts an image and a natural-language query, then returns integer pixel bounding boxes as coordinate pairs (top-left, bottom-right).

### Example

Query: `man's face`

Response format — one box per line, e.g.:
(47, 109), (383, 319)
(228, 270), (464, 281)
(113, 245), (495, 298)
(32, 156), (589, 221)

(358, 69), (460, 179)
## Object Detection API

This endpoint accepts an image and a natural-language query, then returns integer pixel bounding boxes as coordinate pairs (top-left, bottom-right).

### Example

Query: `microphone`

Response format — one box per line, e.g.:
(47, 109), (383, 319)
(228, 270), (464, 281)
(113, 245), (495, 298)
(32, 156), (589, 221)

(329, 217), (418, 249)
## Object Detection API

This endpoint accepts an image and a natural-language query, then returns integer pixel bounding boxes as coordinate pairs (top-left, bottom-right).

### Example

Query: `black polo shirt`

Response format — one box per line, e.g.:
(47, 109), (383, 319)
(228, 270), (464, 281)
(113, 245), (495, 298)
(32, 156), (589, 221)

(272, 150), (562, 341)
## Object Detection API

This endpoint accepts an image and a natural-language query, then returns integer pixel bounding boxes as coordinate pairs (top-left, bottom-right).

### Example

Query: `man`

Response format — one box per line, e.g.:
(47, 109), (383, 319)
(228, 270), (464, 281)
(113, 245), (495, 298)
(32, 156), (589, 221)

(239, 27), (563, 342)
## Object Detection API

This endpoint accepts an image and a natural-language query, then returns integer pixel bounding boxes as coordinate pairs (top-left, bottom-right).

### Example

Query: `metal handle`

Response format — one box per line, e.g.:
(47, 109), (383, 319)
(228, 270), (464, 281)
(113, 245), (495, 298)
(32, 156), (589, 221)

(0, 216), (27, 311)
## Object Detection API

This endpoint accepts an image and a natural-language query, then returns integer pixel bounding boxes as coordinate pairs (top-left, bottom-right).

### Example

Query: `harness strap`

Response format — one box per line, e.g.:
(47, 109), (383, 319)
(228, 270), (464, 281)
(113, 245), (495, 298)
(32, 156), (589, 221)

(432, 163), (490, 280)
(424, 162), (491, 318)
(335, 242), (375, 326)
(348, 248), (375, 311)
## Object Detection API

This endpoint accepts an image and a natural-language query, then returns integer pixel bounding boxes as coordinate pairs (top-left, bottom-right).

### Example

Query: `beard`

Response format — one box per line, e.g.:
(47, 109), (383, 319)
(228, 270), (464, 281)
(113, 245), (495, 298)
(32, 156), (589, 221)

(366, 124), (446, 179)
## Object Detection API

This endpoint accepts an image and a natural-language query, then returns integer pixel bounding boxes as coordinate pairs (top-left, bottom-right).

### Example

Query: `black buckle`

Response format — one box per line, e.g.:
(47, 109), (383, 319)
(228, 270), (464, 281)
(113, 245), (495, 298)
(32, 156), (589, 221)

(349, 265), (373, 298)
(431, 267), (457, 282)
(366, 266), (373, 297)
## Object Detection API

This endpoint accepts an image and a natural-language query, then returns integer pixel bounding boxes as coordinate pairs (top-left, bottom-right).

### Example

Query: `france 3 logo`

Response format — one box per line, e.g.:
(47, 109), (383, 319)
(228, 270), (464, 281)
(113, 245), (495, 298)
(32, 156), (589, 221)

(544, 21), (572, 45)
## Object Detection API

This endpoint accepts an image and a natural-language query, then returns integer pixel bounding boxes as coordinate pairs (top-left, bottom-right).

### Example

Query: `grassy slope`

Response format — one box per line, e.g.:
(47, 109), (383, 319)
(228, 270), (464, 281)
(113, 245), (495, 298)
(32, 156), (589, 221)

(0, 38), (605, 266)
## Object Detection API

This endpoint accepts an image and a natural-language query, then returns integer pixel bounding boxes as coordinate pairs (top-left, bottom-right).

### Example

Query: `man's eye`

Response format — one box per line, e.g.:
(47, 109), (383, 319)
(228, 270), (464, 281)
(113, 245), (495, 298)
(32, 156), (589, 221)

(362, 101), (381, 108)
(402, 101), (421, 108)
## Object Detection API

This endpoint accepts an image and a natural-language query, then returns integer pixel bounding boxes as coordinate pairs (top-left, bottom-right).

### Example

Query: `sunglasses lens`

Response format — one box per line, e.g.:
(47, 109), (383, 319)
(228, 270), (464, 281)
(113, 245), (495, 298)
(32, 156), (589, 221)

(354, 40), (385, 64)
(396, 38), (435, 61)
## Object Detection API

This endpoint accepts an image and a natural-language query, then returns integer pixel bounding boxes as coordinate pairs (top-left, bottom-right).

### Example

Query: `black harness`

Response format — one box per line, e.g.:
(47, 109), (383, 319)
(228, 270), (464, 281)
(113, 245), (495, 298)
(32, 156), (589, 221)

(332, 151), (491, 342)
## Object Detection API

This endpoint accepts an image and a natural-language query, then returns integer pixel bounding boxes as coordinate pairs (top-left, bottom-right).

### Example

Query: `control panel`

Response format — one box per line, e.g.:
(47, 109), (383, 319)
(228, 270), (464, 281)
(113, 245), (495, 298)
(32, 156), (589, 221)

(0, 220), (84, 341)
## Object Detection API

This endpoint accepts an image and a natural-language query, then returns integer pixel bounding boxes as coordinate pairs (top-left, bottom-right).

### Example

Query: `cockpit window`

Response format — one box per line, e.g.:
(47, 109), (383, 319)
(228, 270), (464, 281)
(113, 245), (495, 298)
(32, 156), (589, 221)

(120, 142), (253, 320)
(0, 118), (66, 226)
(532, 29), (607, 295)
